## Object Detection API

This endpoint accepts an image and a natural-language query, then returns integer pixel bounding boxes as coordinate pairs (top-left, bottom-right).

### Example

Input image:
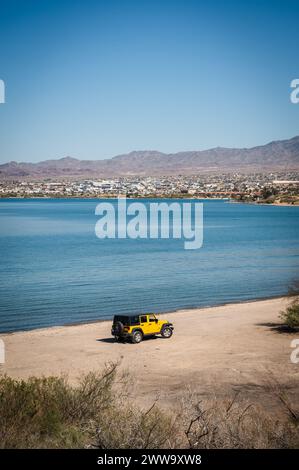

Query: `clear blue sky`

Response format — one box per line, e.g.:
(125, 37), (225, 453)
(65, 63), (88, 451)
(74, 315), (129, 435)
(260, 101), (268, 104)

(0, 0), (298, 163)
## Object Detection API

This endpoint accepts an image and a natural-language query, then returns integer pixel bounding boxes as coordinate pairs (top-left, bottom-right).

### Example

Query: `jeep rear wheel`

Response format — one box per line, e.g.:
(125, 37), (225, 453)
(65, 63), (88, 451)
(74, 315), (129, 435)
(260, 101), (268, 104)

(161, 326), (173, 338)
(132, 330), (143, 344)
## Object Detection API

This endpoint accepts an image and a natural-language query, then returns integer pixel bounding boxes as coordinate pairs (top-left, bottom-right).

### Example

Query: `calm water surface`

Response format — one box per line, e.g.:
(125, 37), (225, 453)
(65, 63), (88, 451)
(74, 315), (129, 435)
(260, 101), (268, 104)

(0, 198), (298, 332)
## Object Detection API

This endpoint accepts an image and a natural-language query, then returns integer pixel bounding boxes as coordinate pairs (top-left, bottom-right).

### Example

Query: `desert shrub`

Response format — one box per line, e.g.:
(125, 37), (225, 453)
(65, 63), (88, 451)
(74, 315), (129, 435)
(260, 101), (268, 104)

(0, 363), (119, 448)
(0, 363), (178, 449)
(280, 280), (299, 328)
(93, 402), (178, 449)
(280, 283), (299, 329)
(0, 374), (84, 448)
(181, 391), (299, 449)
(280, 302), (299, 328)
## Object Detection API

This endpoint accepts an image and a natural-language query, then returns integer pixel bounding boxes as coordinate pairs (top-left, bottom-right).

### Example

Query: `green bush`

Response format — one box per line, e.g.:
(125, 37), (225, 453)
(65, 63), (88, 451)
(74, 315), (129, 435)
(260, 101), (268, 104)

(280, 300), (299, 329)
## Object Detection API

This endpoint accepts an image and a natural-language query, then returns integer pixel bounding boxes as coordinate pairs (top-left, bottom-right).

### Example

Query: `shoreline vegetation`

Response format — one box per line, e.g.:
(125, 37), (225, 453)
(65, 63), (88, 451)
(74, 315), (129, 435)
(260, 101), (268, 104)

(1, 296), (298, 448)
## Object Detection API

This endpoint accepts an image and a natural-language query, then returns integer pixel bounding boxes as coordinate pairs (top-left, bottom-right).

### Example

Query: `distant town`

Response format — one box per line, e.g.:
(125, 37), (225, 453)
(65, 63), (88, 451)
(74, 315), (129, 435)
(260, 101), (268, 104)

(1, 171), (299, 205)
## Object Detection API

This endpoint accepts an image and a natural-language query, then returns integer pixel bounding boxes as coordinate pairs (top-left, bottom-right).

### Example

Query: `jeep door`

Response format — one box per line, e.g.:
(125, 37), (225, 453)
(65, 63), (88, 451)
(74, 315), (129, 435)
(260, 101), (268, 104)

(139, 315), (150, 335)
(148, 314), (160, 334)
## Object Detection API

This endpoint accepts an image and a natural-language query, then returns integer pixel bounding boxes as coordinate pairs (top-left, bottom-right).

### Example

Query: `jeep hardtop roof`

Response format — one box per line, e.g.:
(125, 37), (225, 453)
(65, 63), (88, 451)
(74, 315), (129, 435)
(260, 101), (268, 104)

(113, 313), (156, 325)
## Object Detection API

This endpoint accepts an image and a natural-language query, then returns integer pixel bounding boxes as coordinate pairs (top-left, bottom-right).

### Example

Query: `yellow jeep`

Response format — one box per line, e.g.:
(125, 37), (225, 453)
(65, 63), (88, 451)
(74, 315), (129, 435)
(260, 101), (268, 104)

(111, 313), (174, 343)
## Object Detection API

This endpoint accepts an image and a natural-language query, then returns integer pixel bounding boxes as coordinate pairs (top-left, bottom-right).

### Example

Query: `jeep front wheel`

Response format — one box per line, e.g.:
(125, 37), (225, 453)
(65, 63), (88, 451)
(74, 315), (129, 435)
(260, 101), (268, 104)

(132, 330), (143, 344)
(161, 326), (173, 338)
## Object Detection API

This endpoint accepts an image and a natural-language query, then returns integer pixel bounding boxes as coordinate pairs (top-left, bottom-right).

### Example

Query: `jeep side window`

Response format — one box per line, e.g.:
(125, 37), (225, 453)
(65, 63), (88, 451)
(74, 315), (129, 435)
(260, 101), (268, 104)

(149, 315), (156, 322)
(140, 315), (147, 323)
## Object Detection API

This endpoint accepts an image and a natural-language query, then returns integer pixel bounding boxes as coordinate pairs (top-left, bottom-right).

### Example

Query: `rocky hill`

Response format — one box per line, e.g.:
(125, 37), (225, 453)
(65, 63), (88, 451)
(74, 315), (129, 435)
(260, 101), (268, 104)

(1, 136), (298, 179)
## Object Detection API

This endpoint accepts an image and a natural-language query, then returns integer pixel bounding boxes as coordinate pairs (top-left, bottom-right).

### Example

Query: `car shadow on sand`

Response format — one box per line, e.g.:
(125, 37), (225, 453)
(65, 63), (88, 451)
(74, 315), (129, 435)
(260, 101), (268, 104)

(96, 338), (118, 343)
(96, 336), (159, 343)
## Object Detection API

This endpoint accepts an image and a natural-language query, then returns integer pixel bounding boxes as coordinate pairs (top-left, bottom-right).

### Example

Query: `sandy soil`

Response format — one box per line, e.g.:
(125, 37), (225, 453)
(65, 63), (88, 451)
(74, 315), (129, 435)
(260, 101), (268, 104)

(1, 297), (298, 412)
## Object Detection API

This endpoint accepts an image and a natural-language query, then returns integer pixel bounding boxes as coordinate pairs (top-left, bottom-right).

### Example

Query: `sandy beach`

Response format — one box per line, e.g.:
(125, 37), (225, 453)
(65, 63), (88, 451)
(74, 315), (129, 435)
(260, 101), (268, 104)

(1, 297), (298, 413)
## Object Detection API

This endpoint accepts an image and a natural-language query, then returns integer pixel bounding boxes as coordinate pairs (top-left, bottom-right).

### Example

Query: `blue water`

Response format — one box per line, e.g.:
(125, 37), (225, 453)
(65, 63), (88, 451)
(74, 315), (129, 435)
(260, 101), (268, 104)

(0, 198), (298, 332)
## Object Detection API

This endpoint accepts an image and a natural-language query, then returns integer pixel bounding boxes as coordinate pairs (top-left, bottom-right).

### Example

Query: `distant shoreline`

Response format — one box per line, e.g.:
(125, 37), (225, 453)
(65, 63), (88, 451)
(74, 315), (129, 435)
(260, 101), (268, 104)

(0, 195), (230, 200)
(1, 195), (298, 206)
(230, 200), (299, 207)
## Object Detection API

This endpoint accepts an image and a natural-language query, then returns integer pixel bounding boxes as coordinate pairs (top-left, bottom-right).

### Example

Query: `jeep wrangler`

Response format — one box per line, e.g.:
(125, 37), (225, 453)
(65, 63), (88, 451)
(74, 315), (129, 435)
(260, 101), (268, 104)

(111, 313), (174, 343)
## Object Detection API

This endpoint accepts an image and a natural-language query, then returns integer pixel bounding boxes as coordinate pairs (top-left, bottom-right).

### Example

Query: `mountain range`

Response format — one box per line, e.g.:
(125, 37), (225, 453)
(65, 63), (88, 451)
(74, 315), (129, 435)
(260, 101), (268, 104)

(1, 136), (299, 179)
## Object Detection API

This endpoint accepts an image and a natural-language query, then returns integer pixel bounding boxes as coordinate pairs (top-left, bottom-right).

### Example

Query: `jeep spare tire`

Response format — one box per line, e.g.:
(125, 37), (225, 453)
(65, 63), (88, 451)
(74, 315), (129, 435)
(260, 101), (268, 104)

(114, 321), (124, 336)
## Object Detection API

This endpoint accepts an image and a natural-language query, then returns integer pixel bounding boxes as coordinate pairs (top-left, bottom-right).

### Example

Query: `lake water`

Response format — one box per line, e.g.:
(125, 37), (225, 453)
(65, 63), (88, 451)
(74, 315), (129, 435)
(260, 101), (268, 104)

(0, 198), (298, 332)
